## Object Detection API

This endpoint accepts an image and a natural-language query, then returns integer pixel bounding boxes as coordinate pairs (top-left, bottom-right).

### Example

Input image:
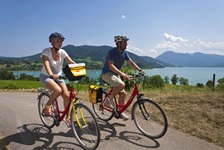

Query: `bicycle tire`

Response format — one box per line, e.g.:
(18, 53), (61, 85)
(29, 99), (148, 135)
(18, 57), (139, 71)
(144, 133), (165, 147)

(71, 103), (100, 150)
(38, 93), (55, 129)
(92, 91), (114, 121)
(132, 99), (168, 139)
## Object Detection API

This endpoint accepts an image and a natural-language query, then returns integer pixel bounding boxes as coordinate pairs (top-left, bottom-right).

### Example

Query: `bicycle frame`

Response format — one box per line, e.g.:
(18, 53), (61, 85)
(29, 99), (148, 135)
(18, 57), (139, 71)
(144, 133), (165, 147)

(105, 82), (140, 113)
(53, 81), (86, 128)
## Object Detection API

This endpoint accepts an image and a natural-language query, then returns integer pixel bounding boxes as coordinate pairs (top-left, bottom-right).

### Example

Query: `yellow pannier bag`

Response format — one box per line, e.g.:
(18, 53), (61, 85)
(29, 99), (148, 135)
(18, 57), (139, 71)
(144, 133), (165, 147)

(63, 63), (86, 81)
(88, 85), (103, 103)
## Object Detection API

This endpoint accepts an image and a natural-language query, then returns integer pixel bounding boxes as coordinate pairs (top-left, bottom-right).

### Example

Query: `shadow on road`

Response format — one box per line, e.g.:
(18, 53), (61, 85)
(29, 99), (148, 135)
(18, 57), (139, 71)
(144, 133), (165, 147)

(0, 120), (160, 149)
(97, 119), (160, 149)
(0, 123), (82, 150)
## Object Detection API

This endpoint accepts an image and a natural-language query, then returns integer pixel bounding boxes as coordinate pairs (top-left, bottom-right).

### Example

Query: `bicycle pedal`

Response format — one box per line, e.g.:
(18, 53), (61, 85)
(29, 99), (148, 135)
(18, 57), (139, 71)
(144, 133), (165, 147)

(114, 113), (120, 119)
(82, 125), (88, 129)
(55, 120), (60, 126)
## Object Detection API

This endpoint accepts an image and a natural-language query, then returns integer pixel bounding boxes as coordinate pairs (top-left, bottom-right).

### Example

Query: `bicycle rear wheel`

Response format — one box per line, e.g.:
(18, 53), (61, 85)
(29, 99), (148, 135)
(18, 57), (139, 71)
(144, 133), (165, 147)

(38, 93), (55, 128)
(92, 91), (114, 121)
(71, 103), (100, 150)
(132, 99), (168, 139)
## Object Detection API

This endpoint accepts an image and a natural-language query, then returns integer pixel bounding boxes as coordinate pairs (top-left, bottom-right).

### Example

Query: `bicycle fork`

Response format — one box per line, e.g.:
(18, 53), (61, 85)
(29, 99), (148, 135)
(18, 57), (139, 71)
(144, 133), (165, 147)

(137, 99), (151, 120)
(72, 100), (88, 129)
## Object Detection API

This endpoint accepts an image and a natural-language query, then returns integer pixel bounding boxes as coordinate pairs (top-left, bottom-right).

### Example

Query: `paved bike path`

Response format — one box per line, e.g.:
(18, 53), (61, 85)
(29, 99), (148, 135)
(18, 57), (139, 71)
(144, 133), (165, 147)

(0, 92), (223, 150)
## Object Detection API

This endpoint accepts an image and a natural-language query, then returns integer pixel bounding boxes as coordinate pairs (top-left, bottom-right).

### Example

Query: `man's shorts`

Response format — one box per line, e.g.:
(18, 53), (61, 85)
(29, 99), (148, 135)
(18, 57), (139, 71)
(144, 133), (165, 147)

(39, 73), (65, 87)
(102, 72), (124, 88)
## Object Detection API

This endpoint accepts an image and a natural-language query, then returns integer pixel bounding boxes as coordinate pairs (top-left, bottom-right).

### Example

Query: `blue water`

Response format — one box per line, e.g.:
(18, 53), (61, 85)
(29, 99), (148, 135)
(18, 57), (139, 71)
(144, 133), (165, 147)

(13, 67), (224, 85)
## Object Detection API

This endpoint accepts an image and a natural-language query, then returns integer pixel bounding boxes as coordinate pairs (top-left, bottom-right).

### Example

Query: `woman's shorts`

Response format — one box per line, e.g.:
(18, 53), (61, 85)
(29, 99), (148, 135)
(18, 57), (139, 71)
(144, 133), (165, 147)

(39, 73), (65, 87)
(101, 72), (124, 88)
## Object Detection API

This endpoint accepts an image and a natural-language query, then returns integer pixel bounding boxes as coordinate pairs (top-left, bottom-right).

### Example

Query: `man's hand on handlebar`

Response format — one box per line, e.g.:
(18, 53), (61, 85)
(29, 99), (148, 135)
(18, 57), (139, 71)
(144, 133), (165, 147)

(139, 69), (146, 75)
(120, 72), (130, 81)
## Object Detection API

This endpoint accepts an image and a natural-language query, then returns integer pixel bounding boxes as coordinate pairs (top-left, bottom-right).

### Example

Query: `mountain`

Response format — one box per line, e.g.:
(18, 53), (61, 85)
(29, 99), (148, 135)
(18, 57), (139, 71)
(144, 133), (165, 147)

(156, 51), (224, 67)
(63, 45), (169, 68)
(0, 45), (169, 69)
(142, 56), (174, 67)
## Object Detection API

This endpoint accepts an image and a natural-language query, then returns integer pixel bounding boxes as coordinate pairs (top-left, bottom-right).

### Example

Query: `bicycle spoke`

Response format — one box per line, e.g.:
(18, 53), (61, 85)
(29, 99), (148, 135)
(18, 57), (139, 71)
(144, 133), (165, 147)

(132, 99), (168, 139)
(71, 103), (100, 150)
(38, 94), (55, 128)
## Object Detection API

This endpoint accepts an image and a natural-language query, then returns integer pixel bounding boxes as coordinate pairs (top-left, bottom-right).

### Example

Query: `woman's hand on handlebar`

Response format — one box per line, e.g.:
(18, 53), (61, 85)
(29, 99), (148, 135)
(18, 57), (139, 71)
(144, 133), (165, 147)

(50, 74), (60, 80)
(50, 74), (67, 80)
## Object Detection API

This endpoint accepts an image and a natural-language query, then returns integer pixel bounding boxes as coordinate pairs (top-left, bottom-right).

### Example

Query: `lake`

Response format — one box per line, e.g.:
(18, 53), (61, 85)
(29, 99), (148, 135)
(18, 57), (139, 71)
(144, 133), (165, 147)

(13, 67), (224, 86)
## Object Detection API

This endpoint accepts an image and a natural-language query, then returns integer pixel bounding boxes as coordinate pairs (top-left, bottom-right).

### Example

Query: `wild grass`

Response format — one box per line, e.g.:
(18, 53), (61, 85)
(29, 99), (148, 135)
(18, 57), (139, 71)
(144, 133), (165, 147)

(140, 85), (224, 148)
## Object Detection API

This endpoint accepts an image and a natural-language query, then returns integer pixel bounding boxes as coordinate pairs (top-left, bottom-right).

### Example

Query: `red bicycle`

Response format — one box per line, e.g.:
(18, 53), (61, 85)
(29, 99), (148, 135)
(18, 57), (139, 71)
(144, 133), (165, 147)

(92, 73), (168, 139)
(37, 76), (100, 150)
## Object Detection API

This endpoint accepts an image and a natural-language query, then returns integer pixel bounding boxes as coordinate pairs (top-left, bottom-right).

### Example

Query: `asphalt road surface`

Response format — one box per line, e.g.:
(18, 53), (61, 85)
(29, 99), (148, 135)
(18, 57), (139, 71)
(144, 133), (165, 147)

(0, 92), (223, 150)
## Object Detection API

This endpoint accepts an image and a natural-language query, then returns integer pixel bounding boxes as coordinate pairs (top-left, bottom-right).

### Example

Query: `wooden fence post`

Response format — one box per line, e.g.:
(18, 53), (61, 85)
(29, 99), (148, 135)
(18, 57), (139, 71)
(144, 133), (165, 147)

(213, 74), (215, 88)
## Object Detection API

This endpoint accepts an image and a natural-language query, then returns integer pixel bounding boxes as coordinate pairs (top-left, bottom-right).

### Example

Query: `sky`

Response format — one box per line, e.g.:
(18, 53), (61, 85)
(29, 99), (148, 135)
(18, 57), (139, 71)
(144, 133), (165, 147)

(0, 0), (224, 58)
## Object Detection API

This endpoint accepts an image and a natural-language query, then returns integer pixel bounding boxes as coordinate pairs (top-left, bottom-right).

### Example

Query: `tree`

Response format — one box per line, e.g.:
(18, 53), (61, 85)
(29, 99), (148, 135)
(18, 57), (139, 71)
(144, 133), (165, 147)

(0, 70), (15, 80)
(206, 80), (213, 88)
(217, 77), (224, 85)
(143, 75), (165, 89)
(216, 77), (224, 90)
(164, 76), (169, 84)
(179, 77), (189, 86)
(171, 74), (179, 85)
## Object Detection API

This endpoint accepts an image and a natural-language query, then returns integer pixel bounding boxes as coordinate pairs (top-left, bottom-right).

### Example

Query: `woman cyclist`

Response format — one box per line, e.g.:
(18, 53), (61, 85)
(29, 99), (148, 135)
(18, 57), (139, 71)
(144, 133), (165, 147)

(39, 32), (75, 125)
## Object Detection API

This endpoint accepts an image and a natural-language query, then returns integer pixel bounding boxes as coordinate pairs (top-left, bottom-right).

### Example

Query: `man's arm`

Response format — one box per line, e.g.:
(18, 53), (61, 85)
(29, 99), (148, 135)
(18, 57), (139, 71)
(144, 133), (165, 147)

(128, 59), (141, 71)
(108, 61), (130, 79)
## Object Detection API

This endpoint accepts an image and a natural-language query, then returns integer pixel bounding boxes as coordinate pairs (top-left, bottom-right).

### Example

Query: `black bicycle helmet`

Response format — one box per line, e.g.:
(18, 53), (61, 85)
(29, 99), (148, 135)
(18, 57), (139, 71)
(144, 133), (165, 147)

(49, 32), (65, 42)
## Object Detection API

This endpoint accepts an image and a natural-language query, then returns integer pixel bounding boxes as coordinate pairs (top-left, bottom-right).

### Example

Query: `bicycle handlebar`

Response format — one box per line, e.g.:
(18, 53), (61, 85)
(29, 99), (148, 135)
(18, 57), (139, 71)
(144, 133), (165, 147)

(128, 72), (145, 79)
(50, 75), (67, 80)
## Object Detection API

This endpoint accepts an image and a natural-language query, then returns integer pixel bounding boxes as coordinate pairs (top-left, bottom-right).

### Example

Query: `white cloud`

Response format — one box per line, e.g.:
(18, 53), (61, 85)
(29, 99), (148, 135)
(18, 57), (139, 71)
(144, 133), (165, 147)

(121, 15), (126, 19)
(127, 45), (158, 58)
(127, 45), (144, 55)
(154, 33), (189, 50)
(127, 33), (224, 58)
(154, 33), (224, 57)
(164, 33), (188, 42)
(194, 39), (224, 50)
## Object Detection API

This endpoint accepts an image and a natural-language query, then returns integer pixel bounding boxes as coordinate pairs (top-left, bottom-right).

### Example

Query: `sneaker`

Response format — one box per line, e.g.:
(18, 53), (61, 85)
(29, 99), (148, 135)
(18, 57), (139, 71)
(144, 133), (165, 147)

(120, 113), (129, 121)
(103, 97), (115, 109)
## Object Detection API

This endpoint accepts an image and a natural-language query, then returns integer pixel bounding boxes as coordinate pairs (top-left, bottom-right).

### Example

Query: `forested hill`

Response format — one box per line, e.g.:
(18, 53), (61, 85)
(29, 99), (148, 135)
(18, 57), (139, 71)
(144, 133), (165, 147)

(63, 45), (169, 69)
(0, 45), (170, 69)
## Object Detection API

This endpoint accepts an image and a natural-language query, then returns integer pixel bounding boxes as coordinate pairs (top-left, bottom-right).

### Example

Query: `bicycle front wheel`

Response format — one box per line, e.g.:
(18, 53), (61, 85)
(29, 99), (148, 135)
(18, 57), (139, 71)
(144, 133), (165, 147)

(38, 93), (55, 128)
(71, 103), (100, 150)
(132, 99), (168, 139)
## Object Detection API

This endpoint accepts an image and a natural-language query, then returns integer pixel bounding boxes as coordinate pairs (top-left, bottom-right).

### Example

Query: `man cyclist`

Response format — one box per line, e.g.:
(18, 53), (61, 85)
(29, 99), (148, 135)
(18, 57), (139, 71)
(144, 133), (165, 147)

(101, 34), (145, 121)
(39, 32), (75, 125)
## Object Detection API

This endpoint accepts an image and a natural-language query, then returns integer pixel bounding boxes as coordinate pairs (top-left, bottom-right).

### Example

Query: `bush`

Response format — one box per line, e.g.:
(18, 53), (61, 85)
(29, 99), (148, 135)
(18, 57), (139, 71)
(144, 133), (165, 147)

(143, 75), (165, 89)
(196, 83), (204, 88)
(216, 77), (224, 90)
(179, 77), (189, 86)
(0, 70), (15, 80)
(206, 80), (213, 88)
(18, 73), (39, 81)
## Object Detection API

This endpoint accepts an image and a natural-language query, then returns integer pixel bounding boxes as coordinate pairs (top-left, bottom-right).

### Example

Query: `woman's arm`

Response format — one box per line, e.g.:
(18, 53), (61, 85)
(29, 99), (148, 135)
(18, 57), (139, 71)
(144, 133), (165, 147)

(65, 55), (75, 64)
(42, 55), (54, 76)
